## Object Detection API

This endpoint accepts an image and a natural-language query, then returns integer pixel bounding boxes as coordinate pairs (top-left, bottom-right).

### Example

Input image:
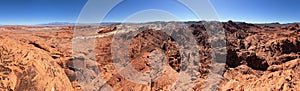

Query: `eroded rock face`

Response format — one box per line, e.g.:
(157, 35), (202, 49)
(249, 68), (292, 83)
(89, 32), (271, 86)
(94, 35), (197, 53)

(0, 22), (299, 91)
(0, 36), (73, 91)
(218, 21), (300, 90)
(226, 49), (240, 68)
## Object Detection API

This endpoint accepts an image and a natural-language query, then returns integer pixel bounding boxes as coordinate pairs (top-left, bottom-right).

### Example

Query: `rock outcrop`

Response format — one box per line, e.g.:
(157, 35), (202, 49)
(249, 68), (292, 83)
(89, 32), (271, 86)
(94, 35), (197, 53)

(0, 36), (73, 91)
(0, 22), (299, 90)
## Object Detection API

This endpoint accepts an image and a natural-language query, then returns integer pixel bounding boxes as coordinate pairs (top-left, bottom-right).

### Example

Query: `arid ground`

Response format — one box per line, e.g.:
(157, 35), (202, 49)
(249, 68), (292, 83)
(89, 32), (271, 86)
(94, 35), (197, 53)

(0, 21), (300, 91)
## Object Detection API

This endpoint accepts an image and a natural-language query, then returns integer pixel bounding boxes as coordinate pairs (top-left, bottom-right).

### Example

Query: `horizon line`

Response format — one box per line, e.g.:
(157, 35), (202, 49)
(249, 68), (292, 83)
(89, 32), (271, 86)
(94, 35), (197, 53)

(1, 20), (299, 26)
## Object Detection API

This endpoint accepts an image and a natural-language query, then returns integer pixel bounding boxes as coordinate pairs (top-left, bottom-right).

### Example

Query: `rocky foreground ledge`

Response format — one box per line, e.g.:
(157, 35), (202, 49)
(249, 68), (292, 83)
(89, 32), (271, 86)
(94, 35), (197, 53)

(0, 21), (299, 91)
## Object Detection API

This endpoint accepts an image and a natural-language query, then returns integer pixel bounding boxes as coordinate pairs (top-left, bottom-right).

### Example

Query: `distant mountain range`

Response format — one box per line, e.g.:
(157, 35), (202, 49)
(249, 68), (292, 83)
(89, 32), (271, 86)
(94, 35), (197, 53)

(37, 22), (122, 26)
(15, 21), (300, 26)
(37, 22), (75, 26)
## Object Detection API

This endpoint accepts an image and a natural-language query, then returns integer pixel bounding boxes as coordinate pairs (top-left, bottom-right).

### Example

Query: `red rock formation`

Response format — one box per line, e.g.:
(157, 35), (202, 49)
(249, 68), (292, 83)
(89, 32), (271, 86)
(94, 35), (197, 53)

(0, 36), (73, 91)
(0, 21), (299, 90)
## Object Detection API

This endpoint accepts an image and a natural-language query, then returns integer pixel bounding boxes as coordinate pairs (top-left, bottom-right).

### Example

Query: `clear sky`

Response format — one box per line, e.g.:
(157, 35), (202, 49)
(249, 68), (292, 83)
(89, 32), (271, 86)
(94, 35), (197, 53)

(0, 0), (299, 25)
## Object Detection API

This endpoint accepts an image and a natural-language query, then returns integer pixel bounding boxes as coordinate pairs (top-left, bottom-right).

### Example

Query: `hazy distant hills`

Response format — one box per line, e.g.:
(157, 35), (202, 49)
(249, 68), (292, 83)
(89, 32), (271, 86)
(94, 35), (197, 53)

(38, 22), (76, 26)
(36, 21), (300, 26)
(37, 22), (121, 26)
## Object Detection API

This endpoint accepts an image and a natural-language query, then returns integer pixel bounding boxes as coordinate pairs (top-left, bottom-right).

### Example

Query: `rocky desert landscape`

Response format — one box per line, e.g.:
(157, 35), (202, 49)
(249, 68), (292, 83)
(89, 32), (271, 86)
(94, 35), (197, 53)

(0, 21), (299, 91)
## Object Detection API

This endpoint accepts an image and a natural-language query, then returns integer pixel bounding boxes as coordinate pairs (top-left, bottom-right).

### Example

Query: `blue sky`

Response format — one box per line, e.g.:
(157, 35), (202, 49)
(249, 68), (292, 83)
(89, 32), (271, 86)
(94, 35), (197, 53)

(0, 0), (299, 25)
(0, 0), (87, 25)
(211, 0), (300, 23)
